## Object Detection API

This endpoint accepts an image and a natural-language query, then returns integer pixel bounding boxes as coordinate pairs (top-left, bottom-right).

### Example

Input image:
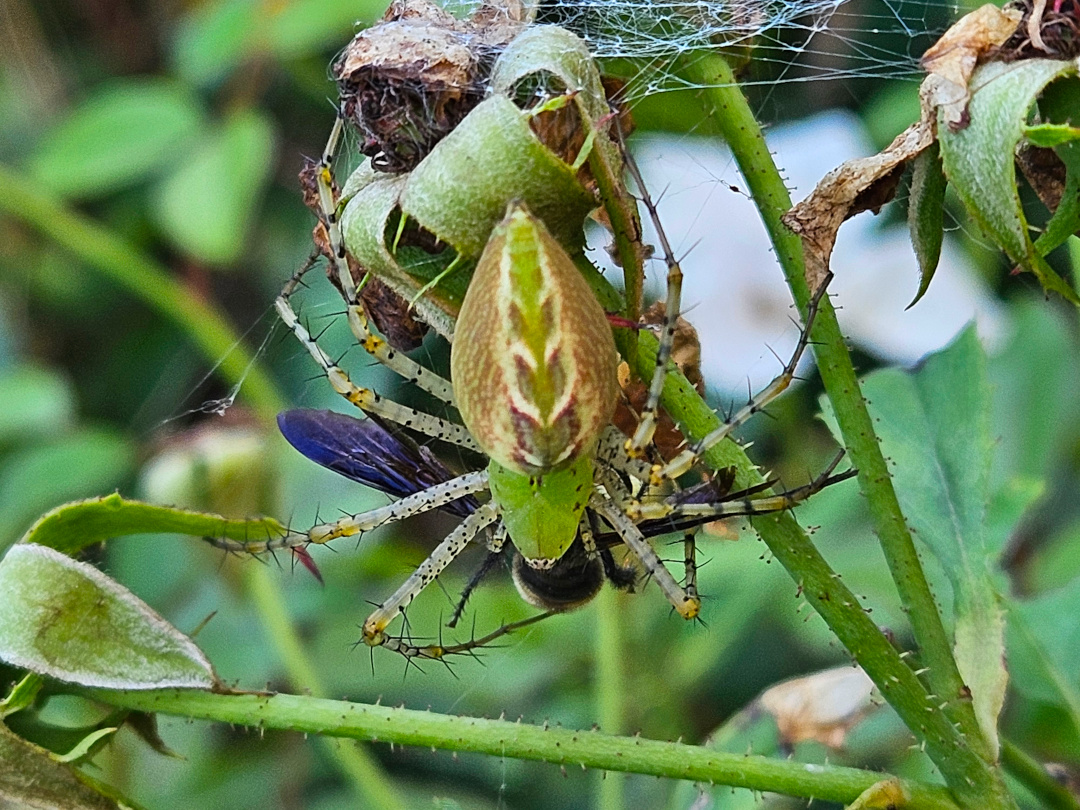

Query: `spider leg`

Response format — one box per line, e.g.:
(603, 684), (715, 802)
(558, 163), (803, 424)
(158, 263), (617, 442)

(363, 501), (501, 647)
(626, 451), (853, 523)
(589, 494), (700, 619)
(275, 283), (479, 451)
(380, 610), (557, 660)
(682, 533), (699, 605)
(596, 426), (654, 483)
(616, 130), (684, 461)
(446, 521), (509, 628)
(647, 277), (832, 484)
(209, 469), (489, 554)
(311, 112), (456, 403)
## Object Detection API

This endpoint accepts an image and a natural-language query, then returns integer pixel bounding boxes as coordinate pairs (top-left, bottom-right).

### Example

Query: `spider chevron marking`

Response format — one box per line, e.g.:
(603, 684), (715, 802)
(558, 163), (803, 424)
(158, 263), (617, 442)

(211, 12), (852, 661)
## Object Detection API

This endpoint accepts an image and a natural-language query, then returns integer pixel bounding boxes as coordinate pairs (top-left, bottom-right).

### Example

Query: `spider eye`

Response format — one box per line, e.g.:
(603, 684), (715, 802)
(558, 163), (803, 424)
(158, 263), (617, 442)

(511, 542), (606, 612)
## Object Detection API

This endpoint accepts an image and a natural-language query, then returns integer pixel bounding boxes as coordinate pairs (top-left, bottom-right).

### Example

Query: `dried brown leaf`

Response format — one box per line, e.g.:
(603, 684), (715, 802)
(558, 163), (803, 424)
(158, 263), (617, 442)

(783, 122), (935, 289)
(920, 4), (1023, 129)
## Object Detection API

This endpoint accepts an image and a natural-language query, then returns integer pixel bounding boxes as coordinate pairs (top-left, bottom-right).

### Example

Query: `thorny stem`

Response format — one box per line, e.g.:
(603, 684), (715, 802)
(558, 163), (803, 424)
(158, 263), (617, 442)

(681, 55), (1013, 808)
(77, 688), (962, 810)
(0, 162), (403, 809)
(627, 331), (1011, 810)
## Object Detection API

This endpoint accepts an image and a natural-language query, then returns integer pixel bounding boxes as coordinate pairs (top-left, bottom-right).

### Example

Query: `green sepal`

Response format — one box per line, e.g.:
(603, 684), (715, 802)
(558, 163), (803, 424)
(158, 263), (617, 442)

(399, 95), (595, 257)
(907, 141), (947, 308)
(1032, 78), (1080, 257)
(19, 492), (286, 557)
(488, 454), (594, 562)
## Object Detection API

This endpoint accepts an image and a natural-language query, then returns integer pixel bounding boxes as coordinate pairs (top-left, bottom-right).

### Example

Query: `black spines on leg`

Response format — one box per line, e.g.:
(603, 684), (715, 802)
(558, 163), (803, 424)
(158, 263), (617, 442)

(511, 539), (606, 612)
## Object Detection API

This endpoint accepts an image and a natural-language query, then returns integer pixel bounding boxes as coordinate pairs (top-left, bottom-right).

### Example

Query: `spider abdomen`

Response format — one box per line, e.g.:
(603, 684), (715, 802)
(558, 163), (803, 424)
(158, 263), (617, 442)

(451, 203), (619, 477)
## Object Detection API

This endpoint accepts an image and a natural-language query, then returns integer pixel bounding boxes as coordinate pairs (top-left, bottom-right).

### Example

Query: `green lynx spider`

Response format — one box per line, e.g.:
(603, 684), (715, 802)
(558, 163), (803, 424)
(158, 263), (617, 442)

(217, 102), (841, 659)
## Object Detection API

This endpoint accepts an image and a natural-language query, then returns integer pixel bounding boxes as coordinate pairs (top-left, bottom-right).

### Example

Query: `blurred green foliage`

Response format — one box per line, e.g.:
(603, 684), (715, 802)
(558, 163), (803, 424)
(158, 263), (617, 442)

(1, 0), (1080, 808)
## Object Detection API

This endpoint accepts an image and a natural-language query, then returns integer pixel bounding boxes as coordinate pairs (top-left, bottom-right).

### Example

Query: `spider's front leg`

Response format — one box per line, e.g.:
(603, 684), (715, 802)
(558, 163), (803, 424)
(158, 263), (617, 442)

(590, 494), (701, 620)
(273, 278), (478, 452)
(361, 501), (501, 648)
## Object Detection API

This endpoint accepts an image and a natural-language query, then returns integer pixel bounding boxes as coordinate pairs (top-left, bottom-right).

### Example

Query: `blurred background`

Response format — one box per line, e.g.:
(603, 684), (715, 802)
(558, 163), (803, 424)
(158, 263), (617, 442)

(1, 0), (1079, 807)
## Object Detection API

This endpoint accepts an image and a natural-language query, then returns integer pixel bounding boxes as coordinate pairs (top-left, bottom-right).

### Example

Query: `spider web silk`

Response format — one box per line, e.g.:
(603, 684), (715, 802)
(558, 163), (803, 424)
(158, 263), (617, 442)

(444, 0), (957, 99)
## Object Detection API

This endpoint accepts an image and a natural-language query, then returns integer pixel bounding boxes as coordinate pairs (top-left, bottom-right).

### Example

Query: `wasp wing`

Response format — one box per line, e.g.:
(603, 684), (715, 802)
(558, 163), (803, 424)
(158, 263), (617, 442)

(277, 409), (478, 518)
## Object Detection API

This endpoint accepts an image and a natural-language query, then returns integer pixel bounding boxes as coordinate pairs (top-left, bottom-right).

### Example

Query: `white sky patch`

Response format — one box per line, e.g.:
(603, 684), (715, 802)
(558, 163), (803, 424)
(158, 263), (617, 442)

(593, 110), (1005, 394)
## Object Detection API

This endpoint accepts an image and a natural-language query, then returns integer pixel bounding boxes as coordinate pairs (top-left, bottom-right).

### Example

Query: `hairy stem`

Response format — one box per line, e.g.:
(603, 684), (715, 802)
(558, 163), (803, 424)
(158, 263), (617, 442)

(674, 54), (1011, 807)
(78, 688), (960, 810)
(627, 332), (1009, 810)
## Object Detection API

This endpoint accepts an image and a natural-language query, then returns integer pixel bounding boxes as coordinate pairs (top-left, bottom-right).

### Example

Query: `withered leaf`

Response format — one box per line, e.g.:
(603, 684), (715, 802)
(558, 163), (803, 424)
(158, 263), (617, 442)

(920, 3), (1022, 130)
(783, 121), (935, 290)
(758, 665), (877, 748)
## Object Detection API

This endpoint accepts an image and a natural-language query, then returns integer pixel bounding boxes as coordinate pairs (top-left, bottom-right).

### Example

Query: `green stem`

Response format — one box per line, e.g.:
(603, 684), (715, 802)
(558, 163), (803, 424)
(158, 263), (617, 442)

(588, 139), (645, 321)
(690, 56), (1009, 801)
(0, 162), (404, 807)
(245, 565), (407, 810)
(595, 586), (625, 810)
(0, 163), (282, 424)
(78, 688), (960, 810)
(1000, 738), (1080, 810)
(628, 330), (1012, 810)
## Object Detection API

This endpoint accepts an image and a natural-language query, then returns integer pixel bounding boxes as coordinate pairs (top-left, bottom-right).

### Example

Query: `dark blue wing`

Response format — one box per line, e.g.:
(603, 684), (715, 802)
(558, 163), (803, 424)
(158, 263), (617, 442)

(277, 409), (477, 518)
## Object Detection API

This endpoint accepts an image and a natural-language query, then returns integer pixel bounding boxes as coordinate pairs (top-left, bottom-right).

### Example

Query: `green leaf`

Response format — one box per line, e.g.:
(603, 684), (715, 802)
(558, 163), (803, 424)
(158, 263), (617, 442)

(0, 543), (216, 689)
(153, 109), (275, 265)
(938, 59), (1080, 303)
(0, 722), (125, 809)
(1006, 578), (1080, 739)
(907, 141), (947, 307)
(28, 79), (205, 198)
(20, 492), (288, 556)
(171, 0), (258, 86)
(855, 327), (1006, 754)
(266, 0), (385, 60)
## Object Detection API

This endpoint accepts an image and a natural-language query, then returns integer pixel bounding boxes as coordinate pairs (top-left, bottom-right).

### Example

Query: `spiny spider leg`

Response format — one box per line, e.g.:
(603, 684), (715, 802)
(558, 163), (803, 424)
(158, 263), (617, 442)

(628, 450), (851, 522)
(446, 522), (508, 629)
(362, 502), (501, 647)
(275, 276), (479, 452)
(617, 123), (685, 461)
(648, 276), (833, 484)
(596, 426), (655, 483)
(683, 533), (699, 605)
(211, 470), (490, 555)
(311, 113), (456, 403)
(379, 610), (557, 661)
(590, 494), (700, 619)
